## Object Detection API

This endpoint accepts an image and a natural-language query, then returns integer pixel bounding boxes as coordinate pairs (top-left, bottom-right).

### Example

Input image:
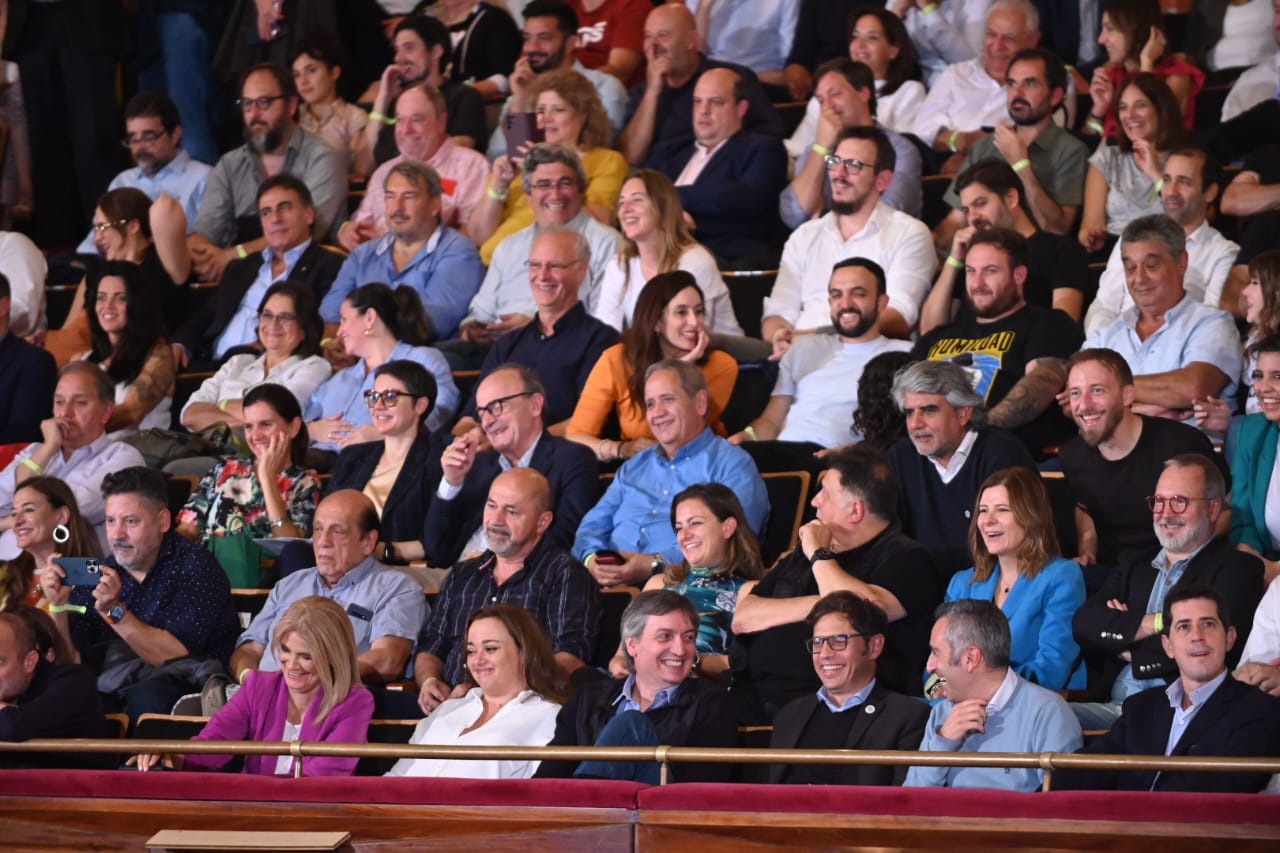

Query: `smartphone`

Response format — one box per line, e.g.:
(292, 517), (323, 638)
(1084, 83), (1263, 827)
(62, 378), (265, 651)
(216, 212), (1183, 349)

(503, 112), (544, 156)
(53, 556), (104, 587)
(595, 549), (626, 565)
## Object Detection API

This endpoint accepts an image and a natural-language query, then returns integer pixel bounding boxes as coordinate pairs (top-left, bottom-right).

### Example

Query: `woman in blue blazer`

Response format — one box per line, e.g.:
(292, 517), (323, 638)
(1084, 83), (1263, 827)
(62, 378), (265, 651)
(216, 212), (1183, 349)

(1229, 336), (1280, 583)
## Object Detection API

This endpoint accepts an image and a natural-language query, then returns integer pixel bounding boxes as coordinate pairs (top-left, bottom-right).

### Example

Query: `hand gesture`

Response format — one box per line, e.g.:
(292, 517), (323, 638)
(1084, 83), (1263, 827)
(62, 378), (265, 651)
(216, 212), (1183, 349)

(440, 433), (478, 486)
(1139, 26), (1166, 71)
(798, 519), (833, 560)
(950, 225), (977, 262)
(38, 556), (72, 608)
(310, 415), (356, 446)
(608, 653), (631, 679)
(378, 63), (406, 105)
(254, 430), (291, 482)
(1089, 67), (1114, 120)
(769, 328), (795, 361)
(815, 104), (843, 150)
(1191, 395), (1232, 433)
(337, 424), (380, 448)
(939, 698), (988, 740)
(1131, 138), (1160, 183)
(339, 218), (376, 251)
(645, 46), (673, 94)
(509, 57), (537, 103)
(678, 326), (710, 363)
(490, 155), (518, 196)
(91, 565), (123, 617)
(992, 123), (1028, 165)
(418, 676), (453, 715)
(38, 417), (64, 452)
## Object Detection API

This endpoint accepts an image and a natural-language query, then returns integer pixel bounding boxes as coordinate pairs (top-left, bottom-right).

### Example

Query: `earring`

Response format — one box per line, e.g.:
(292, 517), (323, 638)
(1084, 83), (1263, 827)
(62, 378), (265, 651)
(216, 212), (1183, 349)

(363, 328), (372, 337)
(52, 524), (71, 544)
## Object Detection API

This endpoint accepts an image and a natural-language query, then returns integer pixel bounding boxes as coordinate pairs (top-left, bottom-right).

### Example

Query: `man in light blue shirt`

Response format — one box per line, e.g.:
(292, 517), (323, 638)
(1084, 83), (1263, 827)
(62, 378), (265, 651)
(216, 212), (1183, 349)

(575, 359), (768, 587)
(76, 93), (210, 255)
(320, 161), (483, 342)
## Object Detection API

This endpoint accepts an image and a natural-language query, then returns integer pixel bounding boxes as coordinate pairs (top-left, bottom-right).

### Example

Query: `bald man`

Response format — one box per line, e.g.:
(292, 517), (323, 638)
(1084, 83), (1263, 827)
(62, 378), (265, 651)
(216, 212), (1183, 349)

(415, 467), (601, 714)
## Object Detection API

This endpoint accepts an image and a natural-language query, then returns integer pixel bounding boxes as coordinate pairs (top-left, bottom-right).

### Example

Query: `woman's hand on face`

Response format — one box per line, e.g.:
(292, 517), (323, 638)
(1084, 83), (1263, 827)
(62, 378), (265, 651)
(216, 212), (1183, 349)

(254, 431), (291, 480)
(679, 326), (710, 363)
(1139, 26), (1166, 71)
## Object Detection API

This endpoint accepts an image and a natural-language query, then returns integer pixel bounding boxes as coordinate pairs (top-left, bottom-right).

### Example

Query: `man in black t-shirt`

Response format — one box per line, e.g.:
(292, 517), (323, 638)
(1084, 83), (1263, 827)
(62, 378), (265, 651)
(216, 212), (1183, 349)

(1059, 348), (1229, 592)
(913, 227), (1082, 459)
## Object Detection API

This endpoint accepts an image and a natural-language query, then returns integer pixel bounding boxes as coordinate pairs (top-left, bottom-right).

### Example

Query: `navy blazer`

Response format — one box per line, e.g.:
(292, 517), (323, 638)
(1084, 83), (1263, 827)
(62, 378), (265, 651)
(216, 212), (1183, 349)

(1057, 675), (1280, 793)
(647, 130), (788, 263)
(767, 681), (929, 786)
(0, 332), (57, 444)
(330, 431), (444, 546)
(422, 432), (599, 567)
(174, 243), (343, 359)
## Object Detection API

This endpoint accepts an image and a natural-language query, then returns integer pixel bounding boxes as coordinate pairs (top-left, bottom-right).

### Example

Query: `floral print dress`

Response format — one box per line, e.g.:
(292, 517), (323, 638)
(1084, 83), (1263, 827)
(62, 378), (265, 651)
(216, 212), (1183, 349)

(177, 457), (321, 542)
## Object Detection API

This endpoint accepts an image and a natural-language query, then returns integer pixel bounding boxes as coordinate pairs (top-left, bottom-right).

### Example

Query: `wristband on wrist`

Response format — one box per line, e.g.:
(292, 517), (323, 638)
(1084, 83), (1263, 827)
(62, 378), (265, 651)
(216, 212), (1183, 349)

(743, 425), (758, 441)
(1011, 158), (1031, 172)
(1086, 117), (1105, 135)
(422, 676), (441, 688)
(810, 143), (831, 157)
(1153, 612), (1164, 634)
(487, 186), (508, 202)
(48, 603), (87, 614)
(945, 255), (964, 270)
(217, 399), (230, 412)
(920, 2), (938, 13)
(1147, 178), (1164, 203)
(235, 244), (249, 260)
(21, 458), (44, 475)
(947, 130), (960, 153)
(238, 668), (252, 684)
(369, 111), (394, 126)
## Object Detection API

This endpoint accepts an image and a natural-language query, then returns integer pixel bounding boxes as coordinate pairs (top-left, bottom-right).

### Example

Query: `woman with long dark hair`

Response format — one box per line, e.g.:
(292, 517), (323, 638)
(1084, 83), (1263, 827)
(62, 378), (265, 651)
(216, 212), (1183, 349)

(0, 477), (100, 611)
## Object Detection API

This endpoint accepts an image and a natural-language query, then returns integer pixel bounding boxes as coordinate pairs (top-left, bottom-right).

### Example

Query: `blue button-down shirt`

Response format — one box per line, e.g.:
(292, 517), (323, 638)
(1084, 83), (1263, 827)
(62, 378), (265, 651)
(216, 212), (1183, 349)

(817, 677), (878, 713)
(213, 239), (312, 358)
(319, 225), (484, 341)
(76, 150), (211, 254)
(613, 673), (683, 714)
(1163, 668), (1229, 757)
(572, 428), (768, 565)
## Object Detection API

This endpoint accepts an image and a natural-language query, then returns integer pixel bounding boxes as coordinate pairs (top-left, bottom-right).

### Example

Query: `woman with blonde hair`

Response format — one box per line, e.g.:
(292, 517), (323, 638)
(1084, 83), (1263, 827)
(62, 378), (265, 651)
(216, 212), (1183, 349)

(945, 467), (1086, 691)
(130, 596), (374, 776)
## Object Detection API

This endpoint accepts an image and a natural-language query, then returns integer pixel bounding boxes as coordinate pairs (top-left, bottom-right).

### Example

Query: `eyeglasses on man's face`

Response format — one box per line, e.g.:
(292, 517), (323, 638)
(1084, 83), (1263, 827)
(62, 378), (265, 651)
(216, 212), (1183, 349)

(1145, 494), (1212, 514)
(823, 154), (872, 175)
(237, 94), (287, 112)
(805, 633), (864, 653)
(121, 130), (167, 148)
(476, 391), (534, 419)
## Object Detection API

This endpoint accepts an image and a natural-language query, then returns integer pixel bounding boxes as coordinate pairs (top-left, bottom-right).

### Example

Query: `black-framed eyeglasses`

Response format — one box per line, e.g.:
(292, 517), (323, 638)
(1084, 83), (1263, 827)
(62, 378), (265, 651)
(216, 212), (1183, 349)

(1145, 494), (1213, 514)
(91, 219), (129, 233)
(476, 391), (533, 419)
(823, 154), (872, 175)
(530, 177), (578, 192)
(524, 259), (581, 275)
(236, 94), (287, 112)
(121, 130), (167, 147)
(805, 633), (864, 653)
(258, 310), (298, 326)
(364, 389), (423, 408)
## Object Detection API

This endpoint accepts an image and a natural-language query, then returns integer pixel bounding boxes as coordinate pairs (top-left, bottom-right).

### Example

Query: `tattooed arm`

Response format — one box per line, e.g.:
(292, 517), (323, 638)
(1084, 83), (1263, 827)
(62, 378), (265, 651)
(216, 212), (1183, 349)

(988, 357), (1067, 430)
(106, 342), (177, 432)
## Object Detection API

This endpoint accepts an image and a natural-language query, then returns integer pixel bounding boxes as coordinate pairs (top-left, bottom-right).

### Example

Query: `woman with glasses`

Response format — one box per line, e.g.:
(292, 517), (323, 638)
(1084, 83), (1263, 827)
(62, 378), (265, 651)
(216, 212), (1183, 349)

(468, 70), (626, 264)
(1230, 334), (1280, 586)
(567, 270), (738, 462)
(181, 281), (332, 433)
(329, 360), (440, 565)
(942, 467), (1086, 691)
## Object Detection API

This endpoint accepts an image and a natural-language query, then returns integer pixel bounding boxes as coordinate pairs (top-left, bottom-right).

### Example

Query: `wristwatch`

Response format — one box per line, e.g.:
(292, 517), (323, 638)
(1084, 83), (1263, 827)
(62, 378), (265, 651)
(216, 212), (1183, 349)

(810, 548), (837, 564)
(383, 541), (399, 565)
(104, 604), (127, 625)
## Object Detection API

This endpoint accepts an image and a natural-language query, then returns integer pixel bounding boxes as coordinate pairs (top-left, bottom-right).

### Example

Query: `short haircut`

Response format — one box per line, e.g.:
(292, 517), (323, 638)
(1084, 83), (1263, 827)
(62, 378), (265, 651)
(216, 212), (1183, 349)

(644, 358), (709, 400)
(823, 444), (899, 522)
(522, 0), (578, 36)
(521, 142), (588, 194)
(812, 57), (878, 117)
(618, 589), (699, 669)
(834, 124), (895, 174)
(387, 159), (444, 201)
(890, 360), (988, 428)
(1162, 583), (1231, 635)
(241, 61), (297, 99)
(257, 173), (314, 207)
(954, 158), (1026, 209)
(1066, 347), (1135, 386)
(1161, 453), (1226, 503)
(806, 590), (889, 638)
(124, 91), (181, 133)
(831, 256), (886, 298)
(0, 611), (37, 656)
(1122, 213), (1185, 258)
(935, 599), (1012, 668)
(966, 226), (1029, 271)
(1167, 146), (1223, 196)
(101, 466), (169, 510)
(1007, 46), (1066, 94)
(535, 223), (592, 264)
(487, 362), (549, 400)
(990, 0), (1039, 33)
(373, 359), (438, 420)
(401, 81), (448, 117)
(395, 14), (453, 69)
(58, 361), (115, 403)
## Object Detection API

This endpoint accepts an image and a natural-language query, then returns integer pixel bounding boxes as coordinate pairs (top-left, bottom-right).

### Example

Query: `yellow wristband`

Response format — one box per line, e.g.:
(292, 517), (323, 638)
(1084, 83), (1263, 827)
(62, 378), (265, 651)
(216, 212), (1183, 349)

(1011, 158), (1031, 172)
(743, 425), (758, 441)
(422, 676), (441, 688)
(217, 399), (230, 412)
(486, 186), (508, 202)
(320, 337), (336, 347)
(945, 255), (964, 270)
(921, 2), (939, 13)
(1153, 612), (1164, 634)
(235, 244), (249, 260)
(369, 111), (394, 126)
(811, 143), (831, 157)
(20, 458), (44, 475)
(238, 668), (252, 684)
(948, 130), (960, 153)
(48, 603), (87, 614)
(1086, 117), (1105, 135)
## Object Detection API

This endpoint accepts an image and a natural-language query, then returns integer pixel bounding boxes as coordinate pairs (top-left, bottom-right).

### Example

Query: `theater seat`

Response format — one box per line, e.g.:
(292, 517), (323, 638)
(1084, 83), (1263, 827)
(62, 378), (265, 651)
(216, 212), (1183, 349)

(721, 269), (778, 341)
(355, 720), (421, 776)
(760, 471), (812, 567)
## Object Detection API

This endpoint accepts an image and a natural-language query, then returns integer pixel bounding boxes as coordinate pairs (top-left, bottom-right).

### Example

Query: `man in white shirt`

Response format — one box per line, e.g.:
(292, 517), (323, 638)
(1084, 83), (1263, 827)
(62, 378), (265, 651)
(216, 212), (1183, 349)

(1221, 5), (1280, 122)
(762, 126), (935, 351)
(0, 230), (47, 338)
(1086, 149), (1239, 336)
(893, 0), (990, 86)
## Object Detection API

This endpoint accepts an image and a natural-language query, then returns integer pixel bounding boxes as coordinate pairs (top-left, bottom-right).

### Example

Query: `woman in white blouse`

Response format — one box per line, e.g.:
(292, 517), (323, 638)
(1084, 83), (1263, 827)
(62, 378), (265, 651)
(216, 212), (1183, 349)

(387, 605), (566, 779)
(181, 281), (332, 432)
(593, 170), (742, 336)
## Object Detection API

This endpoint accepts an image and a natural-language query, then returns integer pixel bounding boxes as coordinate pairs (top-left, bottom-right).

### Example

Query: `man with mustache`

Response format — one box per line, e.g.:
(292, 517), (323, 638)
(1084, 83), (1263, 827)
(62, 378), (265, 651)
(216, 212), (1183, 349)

(912, 227), (1081, 460)
(1071, 454), (1265, 731)
(415, 467), (601, 714)
(188, 63), (346, 284)
(730, 258), (910, 465)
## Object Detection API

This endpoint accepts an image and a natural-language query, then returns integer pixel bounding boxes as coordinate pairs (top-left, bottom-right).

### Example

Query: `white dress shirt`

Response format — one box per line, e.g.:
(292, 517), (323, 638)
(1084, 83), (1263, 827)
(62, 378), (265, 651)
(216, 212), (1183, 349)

(911, 57), (1007, 144)
(1222, 53), (1280, 122)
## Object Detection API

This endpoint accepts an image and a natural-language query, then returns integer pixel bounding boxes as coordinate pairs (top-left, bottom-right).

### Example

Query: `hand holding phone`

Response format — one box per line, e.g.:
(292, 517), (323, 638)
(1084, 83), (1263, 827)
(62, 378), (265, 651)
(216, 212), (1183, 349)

(53, 557), (103, 587)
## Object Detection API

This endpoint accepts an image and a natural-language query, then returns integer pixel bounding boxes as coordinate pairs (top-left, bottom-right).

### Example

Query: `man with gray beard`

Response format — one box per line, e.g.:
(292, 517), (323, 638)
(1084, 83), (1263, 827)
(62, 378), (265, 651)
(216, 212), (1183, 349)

(1070, 454), (1264, 731)
(188, 63), (346, 283)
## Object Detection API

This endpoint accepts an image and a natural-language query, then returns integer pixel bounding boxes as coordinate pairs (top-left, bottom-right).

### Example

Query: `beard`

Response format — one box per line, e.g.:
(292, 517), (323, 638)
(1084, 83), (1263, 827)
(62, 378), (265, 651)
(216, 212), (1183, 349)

(1008, 99), (1051, 127)
(1075, 405), (1124, 448)
(244, 121), (286, 155)
(1154, 515), (1211, 554)
(833, 305), (877, 338)
(830, 197), (866, 217)
(965, 288), (1022, 320)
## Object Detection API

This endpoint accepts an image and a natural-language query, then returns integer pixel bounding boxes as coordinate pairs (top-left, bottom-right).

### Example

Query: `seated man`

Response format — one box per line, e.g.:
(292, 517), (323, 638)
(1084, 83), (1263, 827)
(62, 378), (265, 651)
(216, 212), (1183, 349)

(730, 258), (911, 463)
(0, 272), (57, 444)
(321, 160), (484, 343)
(904, 599), (1083, 790)
(913, 227), (1082, 460)
(426, 365), (599, 567)
(767, 591), (931, 785)
(0, 363), (145, 559)
(1220, 20), (1280, 122)
(535, 589), (738, 782)
(887, 359), (1035, 579)
(0, 611), (111, 768)
(763, 126), (936, 347)
(687, 0), (799, 91)
(574, 359), (768, 587)
(231, 490), (425, 688)
(1082, 215), (1242, 424)
(174, 174), (343, 367)
(1060, 585), (1280, 793)
(415, 468), (601, 712)
(732, 445), (939, 722)
(1072, 455), (1265, 730)
(39, 467), (240, 720)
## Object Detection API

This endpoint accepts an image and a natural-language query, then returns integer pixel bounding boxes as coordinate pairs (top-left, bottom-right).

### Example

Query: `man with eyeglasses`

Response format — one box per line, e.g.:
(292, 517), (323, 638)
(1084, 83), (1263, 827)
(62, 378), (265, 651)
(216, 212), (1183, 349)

(762, 126), (935, 356)
(75, 93), (211, 258)
(1071, 454), (1264, 732)
(173, 175), (343, 371)
(767, 591), (929, 785)
(320, 160), (484, 345)
(731, 444), (937, 724)
(424, 364), (598, 568)
(188, 63), (346, 284)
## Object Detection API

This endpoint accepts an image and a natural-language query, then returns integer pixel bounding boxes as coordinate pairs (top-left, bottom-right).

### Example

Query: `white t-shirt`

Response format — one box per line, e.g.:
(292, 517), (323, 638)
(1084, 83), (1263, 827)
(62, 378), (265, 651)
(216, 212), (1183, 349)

(592, 245), (743, 335)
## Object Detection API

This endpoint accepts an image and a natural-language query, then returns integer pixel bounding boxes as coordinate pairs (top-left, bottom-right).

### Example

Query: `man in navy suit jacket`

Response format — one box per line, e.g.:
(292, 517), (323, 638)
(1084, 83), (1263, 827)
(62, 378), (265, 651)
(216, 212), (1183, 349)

(424, 364), (598, 566)
(0, 274), (56, 444)
(1060, 585), (1280, 793)
(646, 68), (788, 268)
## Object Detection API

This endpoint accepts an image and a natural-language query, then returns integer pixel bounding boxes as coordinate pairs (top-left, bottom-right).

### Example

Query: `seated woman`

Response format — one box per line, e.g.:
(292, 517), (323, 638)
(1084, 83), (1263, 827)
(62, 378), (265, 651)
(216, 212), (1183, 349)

(608, 483), (763, 680)
(77, 261), (176, 438)
(0, 477), (100, 611)
(1230, 334), (1280, 586)
(386, 604), (565, 779)
(470, 70), (626, 263)
(330, 360), (440, 566)
(944, 467), (1086, 691)
(130, 596), (374, 776)
(594, 170), (742, 336)
(567, 271), (738, 463)
(292, 34), (372, 179)
(1079, 73), (1184, 255)
(181, 281), (333, 433)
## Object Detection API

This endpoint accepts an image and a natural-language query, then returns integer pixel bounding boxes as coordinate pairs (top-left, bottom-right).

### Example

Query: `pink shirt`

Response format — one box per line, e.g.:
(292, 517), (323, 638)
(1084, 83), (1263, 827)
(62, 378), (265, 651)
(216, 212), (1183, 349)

(354, 139), (489, 233)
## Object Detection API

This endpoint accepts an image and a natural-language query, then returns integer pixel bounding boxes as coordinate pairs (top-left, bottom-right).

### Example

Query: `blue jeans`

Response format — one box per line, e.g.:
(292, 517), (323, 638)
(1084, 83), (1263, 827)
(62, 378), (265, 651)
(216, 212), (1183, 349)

(574, 710), (663, 785)
(136, 5), (220, 164)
